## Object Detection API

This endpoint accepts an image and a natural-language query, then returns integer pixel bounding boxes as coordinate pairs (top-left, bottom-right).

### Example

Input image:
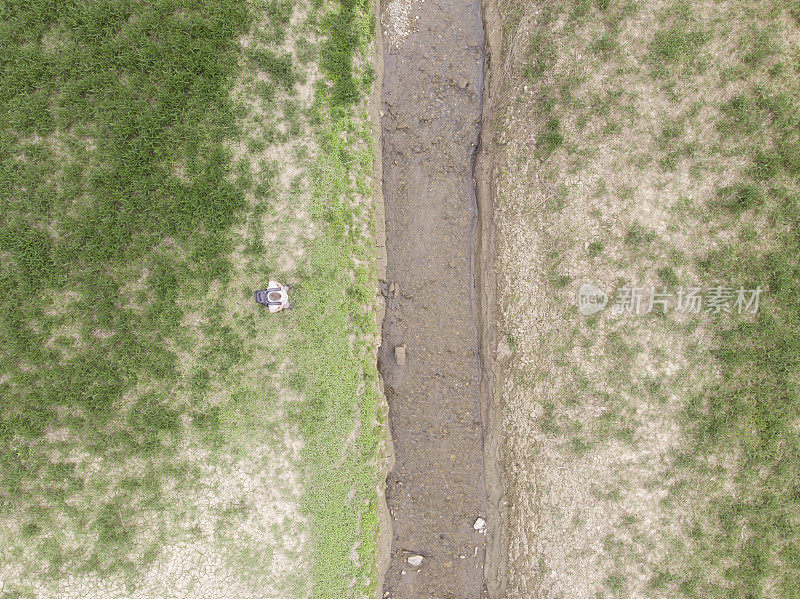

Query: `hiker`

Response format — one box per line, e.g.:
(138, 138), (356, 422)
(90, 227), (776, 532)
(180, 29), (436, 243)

(254, 280), (291, 313)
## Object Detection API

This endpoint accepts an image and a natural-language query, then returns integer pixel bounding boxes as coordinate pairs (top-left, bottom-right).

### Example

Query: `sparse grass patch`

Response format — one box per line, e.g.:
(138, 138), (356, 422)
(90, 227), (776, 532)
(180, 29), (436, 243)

(650, 25), (710, 66)
(494, 0), (800, 595)
(648, 1), (711, 76)
(588, 240), (605, 257)
(524, 30), (557, 81)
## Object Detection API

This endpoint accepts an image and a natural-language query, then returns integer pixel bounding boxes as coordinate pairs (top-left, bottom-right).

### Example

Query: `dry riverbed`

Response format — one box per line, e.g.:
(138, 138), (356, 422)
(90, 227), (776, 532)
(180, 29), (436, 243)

(378, 0), (489, 595)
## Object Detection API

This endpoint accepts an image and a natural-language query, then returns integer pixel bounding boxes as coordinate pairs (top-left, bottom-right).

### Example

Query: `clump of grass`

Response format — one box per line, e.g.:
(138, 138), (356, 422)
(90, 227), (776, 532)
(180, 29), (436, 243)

(648, 4), (711, 77)
(605, 572), (627, 595)
(539, 117), (564, 157)
(650, 25), (710, 64)
(741, 27), (777, 68)
(588, 240), (605, 257)
(258, 0), (295, 45)
(624, 222), (655, 247)
(591, 32), (621, 59)
(657, 266), (680, 286)
(716, 183), (764, 213)
(248, 48), (298, 90)
(319, 0), (374, 110)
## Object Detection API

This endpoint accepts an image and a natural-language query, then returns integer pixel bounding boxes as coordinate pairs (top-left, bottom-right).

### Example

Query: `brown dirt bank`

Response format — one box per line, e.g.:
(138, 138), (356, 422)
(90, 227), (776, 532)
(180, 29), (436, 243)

(474, 0), (505, 594)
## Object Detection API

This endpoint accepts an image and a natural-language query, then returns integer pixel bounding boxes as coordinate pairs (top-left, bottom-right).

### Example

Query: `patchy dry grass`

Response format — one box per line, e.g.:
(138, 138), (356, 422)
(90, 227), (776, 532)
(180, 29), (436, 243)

(493, 0), (800, 596)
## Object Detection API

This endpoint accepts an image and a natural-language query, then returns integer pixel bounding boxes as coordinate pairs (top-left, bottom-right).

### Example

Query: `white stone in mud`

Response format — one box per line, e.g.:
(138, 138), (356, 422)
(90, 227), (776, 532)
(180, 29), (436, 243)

(407, 555), (423, 566)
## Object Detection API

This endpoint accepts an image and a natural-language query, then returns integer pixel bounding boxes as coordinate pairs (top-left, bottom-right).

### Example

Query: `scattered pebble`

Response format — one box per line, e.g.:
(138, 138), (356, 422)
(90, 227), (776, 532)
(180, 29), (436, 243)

(395, 345), (407, 366)
(407, 555), (423, 566)
(473, 517), (485, 530)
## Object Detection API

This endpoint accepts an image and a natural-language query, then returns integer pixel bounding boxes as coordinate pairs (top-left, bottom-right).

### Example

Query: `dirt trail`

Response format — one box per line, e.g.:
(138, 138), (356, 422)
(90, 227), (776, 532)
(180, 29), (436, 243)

(377, 0), (488, 595)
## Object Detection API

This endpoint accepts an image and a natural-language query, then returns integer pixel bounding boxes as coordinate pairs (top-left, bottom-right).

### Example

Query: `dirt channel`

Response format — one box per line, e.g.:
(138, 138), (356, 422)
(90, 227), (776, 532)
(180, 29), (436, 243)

(377, 0), (489, 595)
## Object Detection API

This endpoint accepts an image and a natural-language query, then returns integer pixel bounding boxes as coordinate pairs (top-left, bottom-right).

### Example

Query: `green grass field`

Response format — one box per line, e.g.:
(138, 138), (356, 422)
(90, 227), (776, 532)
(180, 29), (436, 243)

(0, 0), (381, 596)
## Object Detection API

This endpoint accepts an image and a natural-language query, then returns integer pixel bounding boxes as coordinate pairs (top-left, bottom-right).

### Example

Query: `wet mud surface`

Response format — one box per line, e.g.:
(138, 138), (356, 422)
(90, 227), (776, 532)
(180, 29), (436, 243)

(378, 0), (487, 595)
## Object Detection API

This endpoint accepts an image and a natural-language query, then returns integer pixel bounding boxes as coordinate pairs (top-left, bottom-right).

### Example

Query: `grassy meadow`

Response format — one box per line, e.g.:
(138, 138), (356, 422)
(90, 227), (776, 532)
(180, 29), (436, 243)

(0, 0), (381, 597)
(493, 0), (800, 596)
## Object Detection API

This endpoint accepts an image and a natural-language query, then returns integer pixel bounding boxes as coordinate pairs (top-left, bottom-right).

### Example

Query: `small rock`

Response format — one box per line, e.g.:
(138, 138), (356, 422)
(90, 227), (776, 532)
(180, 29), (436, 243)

(458, 78), (468, 89)
(473, 517), (486, 530)
(407, 555), (423, 566)
(395, 345), (406, 366)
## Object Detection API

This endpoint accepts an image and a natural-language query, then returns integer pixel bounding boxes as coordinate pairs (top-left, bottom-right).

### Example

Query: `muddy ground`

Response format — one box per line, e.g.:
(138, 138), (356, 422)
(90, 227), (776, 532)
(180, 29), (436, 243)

(377, 0), (488, 594)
